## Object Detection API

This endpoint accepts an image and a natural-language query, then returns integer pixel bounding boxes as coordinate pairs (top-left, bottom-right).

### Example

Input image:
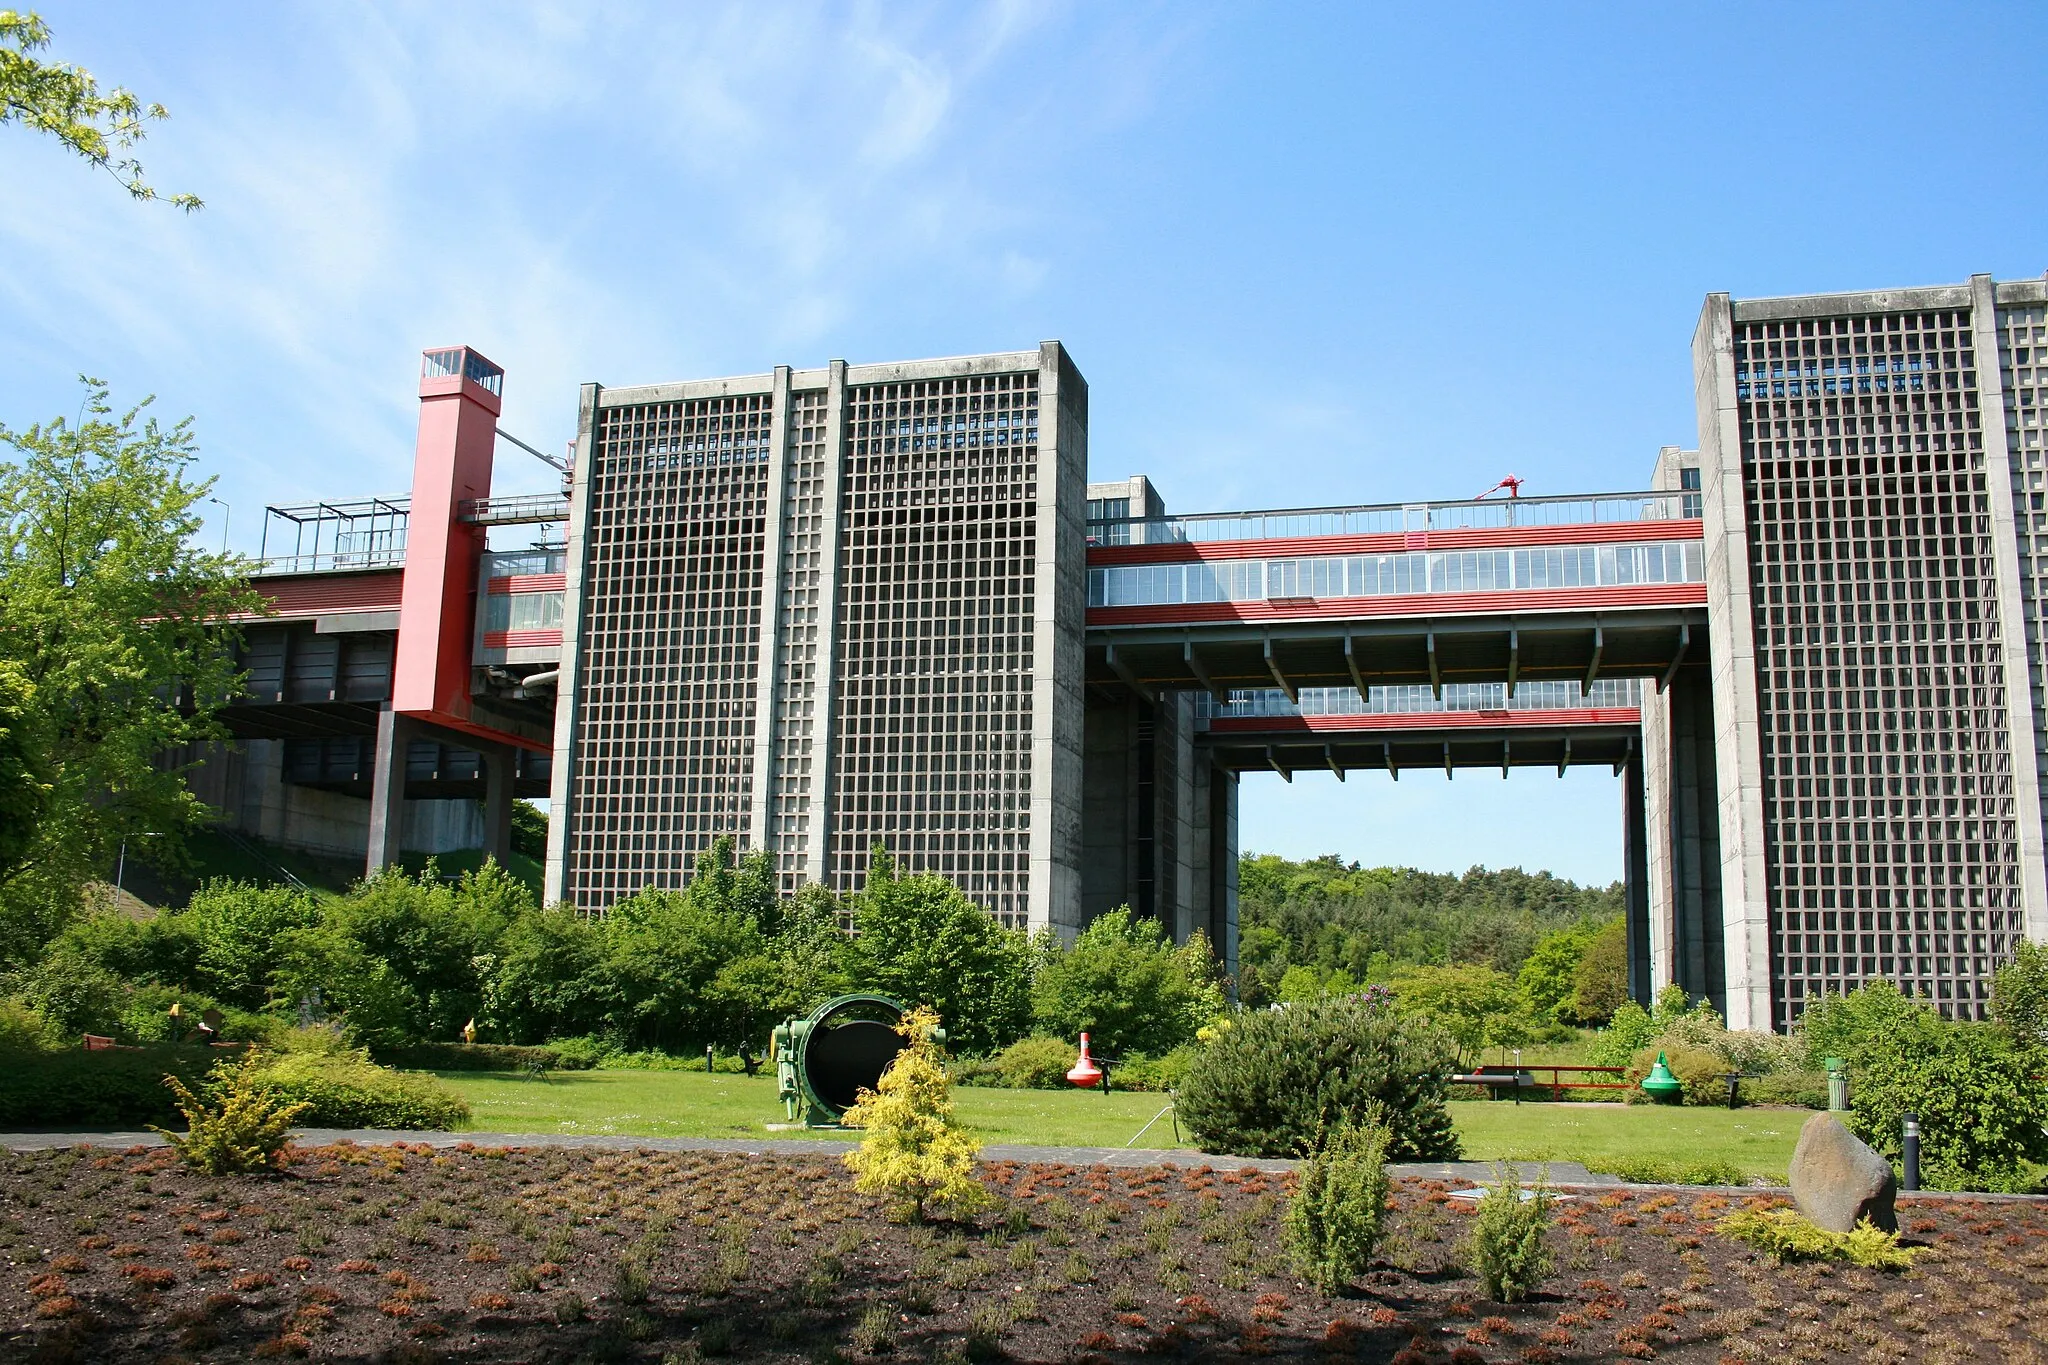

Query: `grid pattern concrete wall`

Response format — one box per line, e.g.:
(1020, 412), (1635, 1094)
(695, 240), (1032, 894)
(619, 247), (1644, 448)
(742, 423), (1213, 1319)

(826, 371), (1043, 927)
(1733, 304), (2023, 1023)
(770, 385), (831, 892)
(562, 395), (771, 909)
(1996, 295), (2048, 839)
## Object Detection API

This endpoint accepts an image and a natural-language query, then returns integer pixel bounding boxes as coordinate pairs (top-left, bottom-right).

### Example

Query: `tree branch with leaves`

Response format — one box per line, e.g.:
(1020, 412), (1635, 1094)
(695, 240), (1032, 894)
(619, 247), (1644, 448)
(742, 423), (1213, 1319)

(1, 10), (201, 210)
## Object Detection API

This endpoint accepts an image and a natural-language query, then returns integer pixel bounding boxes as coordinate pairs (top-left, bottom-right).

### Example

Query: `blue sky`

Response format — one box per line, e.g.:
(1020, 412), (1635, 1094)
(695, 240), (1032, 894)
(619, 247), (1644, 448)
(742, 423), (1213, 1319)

(5, 2), (2046, 886)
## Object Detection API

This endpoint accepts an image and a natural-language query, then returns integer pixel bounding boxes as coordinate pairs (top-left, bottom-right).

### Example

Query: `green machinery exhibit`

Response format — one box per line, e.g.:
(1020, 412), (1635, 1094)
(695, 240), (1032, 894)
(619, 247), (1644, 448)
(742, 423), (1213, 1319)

(771, 994), (945, 1128)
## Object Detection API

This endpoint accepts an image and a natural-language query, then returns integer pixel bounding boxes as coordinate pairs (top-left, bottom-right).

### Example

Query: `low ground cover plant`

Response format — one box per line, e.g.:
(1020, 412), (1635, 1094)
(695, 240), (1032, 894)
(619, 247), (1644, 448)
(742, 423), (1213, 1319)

(2, 1142), (2023, 1363)
(1716, 1207), (1919, 1270)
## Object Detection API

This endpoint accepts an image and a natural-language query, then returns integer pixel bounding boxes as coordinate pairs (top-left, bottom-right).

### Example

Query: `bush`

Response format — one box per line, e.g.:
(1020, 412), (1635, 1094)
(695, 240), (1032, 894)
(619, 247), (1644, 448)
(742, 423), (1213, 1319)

(246, 1051), (470, 1130)
(842, 1007), (985, 1222)
(544, 1035), (618, 1069)
(374, 1041), (591, 1073)
(1175, 996), (1461, 1160)
(1993, 940), (2048, 1047)
(156, 1049), (309, 1175)
(1285, 1117), (1392, 1291)
(984, 1036), (1077, 1089)
(0, 1045), (218, 1126)
(116, 983), (282, 1047)
(847, 851), (1032, 1055)
(1716, 1208), (1917, 1270)
(1625, 1043), (1733, 1106)
(1584, 1000), (1661, 1068)
(1744, 1070), (1828, 1110)
(1467, 1169), (1551, 1302)
(0, 997), (54, 1052)
(1842, 1012), (2048, 1190)
(1110, 1045), (1197, 1093)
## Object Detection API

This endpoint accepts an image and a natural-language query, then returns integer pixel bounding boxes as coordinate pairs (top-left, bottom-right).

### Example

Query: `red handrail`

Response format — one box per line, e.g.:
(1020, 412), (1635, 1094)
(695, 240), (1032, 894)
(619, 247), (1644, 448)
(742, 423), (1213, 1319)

(1473, 1063), (1630, 1102)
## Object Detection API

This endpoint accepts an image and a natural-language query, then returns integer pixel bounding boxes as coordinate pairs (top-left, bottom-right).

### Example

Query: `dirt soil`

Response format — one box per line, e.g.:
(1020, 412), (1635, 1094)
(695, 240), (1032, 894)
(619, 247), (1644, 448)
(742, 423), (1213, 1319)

(0, 1140), (2041, 1363)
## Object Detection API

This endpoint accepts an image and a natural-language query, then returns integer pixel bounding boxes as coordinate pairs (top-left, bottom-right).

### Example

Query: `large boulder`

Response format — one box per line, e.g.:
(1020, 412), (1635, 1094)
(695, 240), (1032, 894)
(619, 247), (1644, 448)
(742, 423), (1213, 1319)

(1788, 1112), (1897, 1233)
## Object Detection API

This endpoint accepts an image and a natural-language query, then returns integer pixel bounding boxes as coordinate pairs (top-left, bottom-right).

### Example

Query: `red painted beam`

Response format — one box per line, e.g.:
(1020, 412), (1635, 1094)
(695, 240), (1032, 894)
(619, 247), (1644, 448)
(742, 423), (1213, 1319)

(486, 574), (568, 594)
(482, 629), (564, 650)
(1205, 707), (1640, 734)
(1088, 582), (1707, 627)
(238, 570), (405, 620)
(1088, 517), (1703, 566)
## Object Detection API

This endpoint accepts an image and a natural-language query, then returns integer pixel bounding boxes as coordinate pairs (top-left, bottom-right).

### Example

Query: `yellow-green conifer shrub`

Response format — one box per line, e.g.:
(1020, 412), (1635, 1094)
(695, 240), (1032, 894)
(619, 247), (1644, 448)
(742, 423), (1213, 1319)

(153, 1049), (310, 1175)
(842, 1006), (986, 1222)
(1716, 1208), (1919, 1270)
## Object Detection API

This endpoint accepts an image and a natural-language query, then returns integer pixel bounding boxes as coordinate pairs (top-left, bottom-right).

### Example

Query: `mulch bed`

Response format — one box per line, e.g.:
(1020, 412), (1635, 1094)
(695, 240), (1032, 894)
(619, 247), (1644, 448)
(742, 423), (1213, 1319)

(1, 1141), (2043, 1363)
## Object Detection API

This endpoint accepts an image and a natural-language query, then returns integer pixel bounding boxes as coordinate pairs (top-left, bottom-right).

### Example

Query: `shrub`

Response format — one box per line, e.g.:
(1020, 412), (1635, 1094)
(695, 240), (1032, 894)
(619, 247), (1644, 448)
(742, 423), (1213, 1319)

(985, 1035), (1077, 1089)
(1743, 1070), (1828, 1110)
(1842, 1012), (2048, 1190)
(1796, 979), (1927, 1071)
(1110, 1044), (1197, 1093)
(1030, 908), (1224, 1057)
(842, 1006), (985, 1221)
(1175, 996), (1460, 1160)
(0, 997), (54, 1052)
(155, 1049), (310, 1175)
(1716, 1208), (1917, 1270)
(1625, 1043), (1732, 1107)
(1992, 939), (2048, 1047)
(1583, 1001), (1660, 1068)
(117, 983), (282, 1047)
(247, 1051), (470, 1130)
(1467, 1169), (1551, 1302)
(1284, 1116), (1392, 1290)
(543, 1035), (617, 1069)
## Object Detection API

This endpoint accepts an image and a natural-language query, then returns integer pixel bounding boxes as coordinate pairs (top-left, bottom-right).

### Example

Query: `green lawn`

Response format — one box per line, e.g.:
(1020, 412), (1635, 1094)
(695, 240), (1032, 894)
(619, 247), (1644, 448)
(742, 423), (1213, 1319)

(1450, 1099), (1799, 1182)
(434, 1070), (1802, 1180)
(438, 1069), (1180, 1148)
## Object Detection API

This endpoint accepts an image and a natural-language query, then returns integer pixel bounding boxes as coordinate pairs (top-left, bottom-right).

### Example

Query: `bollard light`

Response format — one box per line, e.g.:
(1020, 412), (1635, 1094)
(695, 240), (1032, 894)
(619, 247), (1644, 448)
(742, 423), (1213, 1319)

(1902, 1111), (1921, 1192)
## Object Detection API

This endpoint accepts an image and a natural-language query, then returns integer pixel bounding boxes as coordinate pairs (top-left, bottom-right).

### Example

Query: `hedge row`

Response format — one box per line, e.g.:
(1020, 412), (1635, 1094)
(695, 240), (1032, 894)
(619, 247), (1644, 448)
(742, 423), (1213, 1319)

(0, 1046), (471, 1131)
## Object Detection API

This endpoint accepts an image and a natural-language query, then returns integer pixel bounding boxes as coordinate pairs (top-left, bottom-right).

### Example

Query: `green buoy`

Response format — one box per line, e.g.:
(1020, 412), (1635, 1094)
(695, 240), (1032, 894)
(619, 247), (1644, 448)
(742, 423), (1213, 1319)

(1641, 1051), (1684, 1104)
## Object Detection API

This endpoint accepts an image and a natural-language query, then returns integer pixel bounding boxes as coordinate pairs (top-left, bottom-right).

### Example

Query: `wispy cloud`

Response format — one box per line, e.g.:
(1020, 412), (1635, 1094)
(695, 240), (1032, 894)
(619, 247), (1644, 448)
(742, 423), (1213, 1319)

(0, 2), (1180, 529)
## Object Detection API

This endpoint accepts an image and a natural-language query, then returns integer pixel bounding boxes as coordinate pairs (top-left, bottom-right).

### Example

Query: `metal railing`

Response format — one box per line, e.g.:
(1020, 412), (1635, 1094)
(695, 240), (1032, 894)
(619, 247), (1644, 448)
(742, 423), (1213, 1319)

(1087, 490), (1694, 546)
(1193, 679), (1642, 725)
(253, 547), (407, 576)
(458, 492), (570, 525)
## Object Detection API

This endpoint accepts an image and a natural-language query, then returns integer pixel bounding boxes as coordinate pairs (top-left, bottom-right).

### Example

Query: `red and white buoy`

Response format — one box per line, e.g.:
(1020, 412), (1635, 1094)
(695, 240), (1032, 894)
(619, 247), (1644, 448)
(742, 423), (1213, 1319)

(1067, 1032), (1103, 1088)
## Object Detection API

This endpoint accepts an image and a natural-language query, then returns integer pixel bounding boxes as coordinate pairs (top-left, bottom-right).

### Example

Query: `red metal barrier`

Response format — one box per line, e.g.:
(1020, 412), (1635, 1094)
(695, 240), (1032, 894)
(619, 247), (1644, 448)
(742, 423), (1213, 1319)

(1474, 1063), (1629, 1102)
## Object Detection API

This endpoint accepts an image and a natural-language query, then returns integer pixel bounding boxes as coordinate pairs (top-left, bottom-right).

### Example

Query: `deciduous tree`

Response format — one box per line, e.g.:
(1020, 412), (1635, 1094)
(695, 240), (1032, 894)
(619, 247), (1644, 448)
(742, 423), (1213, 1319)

(0, 381), (258, 962)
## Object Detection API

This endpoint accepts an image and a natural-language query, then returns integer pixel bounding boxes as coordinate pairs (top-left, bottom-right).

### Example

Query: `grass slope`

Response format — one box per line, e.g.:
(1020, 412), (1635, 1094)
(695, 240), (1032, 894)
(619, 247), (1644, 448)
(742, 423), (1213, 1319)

(434, 1069), (1804, 1178)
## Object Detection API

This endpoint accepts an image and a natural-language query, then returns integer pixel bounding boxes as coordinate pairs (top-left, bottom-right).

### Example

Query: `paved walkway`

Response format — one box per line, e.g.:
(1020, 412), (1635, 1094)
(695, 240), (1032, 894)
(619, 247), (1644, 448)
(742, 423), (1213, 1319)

(0, 1127), (1625, 1184)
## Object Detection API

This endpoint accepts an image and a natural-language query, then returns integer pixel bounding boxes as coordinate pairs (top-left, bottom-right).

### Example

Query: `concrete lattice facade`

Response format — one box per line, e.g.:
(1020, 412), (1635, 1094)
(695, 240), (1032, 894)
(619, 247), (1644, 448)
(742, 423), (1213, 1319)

(545, 347), (1100, 936)
(1687, 276), (2048, 1027)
